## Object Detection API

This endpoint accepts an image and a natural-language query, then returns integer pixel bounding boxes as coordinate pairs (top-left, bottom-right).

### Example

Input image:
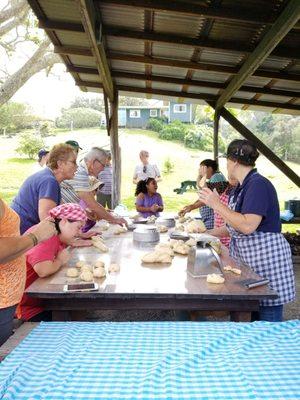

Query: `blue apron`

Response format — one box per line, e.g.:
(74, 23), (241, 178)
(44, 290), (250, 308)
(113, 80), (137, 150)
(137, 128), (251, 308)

(227, 190), (295, 306)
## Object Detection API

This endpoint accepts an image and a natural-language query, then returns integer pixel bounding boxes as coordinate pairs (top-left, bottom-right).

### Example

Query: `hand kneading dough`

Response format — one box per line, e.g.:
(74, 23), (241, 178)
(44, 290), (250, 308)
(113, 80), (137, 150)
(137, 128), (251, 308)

(80, 270), (94, 282)
(141, 251), (172, 264)
(206, 274), (225, 284)
(108, 263), (120, 273)
(94, 260), (105, 269)
(156, 225), (168, 233)
(185, 238), (196, 247)
(66, 268), (79, 278)
(93, 267), (106, 278)
(76, 261), (86, 269)
(186, 220), (206, 233)
(224, 265), (241, 275)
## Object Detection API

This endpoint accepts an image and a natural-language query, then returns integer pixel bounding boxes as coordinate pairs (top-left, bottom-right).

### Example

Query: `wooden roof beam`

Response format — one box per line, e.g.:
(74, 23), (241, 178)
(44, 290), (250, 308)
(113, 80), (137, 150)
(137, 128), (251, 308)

(39, 19), (84, 32)
(77, 0), (114, 101)
(98, 0), (300, 30)
(74, 80), (300, 111)
(215, 0), (300, 110)
(104, 26), (299, 62)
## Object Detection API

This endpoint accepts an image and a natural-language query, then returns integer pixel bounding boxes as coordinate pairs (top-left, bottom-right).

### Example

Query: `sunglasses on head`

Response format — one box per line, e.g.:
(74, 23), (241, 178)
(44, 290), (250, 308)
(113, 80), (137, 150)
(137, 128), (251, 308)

(143, 166), (147, 173)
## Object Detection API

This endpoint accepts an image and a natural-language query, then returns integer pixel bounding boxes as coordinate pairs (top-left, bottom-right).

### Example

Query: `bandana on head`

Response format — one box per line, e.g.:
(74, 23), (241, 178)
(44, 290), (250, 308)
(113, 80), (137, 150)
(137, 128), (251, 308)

(49, 203), (87, 222)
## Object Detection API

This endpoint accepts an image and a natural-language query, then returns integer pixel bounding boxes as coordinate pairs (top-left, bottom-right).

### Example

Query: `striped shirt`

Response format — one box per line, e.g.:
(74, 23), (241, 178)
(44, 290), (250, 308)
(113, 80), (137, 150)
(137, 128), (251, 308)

(98, 165), (112, 195)
(61, 160), (90, 204)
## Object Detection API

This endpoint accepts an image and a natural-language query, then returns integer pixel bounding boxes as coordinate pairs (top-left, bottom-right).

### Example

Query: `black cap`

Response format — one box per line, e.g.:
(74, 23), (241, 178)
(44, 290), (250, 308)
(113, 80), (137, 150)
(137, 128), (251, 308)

(38, 149), (49, 160)
(65, 140), (82, 150)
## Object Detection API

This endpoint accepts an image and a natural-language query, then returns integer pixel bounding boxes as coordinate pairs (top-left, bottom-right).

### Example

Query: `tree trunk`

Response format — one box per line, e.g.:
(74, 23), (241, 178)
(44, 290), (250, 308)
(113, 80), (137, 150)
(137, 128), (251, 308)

(0, 39), (61, 107)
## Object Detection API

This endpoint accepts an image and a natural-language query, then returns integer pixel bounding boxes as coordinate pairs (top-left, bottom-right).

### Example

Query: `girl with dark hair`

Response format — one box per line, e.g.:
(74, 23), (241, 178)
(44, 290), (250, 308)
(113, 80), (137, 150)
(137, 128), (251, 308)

(179, 158), (227, 230)
(135, 178), (164, 218)
(199, 139), (295, 322)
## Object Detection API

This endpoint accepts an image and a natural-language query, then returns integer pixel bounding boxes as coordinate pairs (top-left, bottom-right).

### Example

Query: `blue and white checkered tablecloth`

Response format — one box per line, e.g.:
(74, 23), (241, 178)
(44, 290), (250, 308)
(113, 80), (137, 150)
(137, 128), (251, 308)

(0, 321), (299, 399)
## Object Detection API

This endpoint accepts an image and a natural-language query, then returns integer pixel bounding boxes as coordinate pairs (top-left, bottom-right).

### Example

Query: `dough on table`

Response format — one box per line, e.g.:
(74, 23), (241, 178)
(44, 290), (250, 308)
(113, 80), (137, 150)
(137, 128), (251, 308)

(99, 222), (110, 231)
(223, 265), (241, 275)
(206, 274), (225, 284)
(141, 251), (172, 264)
(175, 223), (185, 232)
(156, 225), (168, 233)
(209, 241), (221, 254)
(94, 260), (105, 269)
(185, 238), (196, 247)
(92, 237), (109, 252)
(147, 215), (157, 223)
(93, 266), (106, 278)
(186, 220), (206, 234)
(169, 239), (184, 248)
(113, 226), (127, 235)
(108, 263), (120, 273)
(66, 268), (79, 278)
(80, 264), (93, 272)
(173, 243), (190, 255)
(155, 244), (174, 257)
(80, 270), (94, 282)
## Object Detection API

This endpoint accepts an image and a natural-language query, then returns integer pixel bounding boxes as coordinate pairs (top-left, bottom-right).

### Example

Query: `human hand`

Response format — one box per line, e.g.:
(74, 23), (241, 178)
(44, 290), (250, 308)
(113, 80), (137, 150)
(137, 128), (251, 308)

(112, 217), (128, 227)
(178, 206), (191, 216)
(57, 248), (71, 265)
(198, 187), (220, 209)
(69, 239), (93, 247)
(85, 209), (98, 221)
(79, 230), (101, 239)
(150, 204), (160, 213)
(31, 218), (57, 243)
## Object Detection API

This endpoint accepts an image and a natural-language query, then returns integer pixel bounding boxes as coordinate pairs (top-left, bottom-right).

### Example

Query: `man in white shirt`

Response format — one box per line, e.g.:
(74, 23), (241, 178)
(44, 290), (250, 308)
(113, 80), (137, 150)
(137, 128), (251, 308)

(133, 150), (161, 184)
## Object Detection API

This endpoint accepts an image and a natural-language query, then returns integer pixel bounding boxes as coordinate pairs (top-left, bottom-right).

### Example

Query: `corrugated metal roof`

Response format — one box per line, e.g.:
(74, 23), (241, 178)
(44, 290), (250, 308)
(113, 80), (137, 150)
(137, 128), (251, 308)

(27, 0), (300, 114)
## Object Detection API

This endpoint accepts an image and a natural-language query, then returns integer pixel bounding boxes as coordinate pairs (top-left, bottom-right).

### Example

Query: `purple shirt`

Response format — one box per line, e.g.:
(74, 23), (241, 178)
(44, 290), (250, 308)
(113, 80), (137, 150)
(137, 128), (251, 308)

(136, 193), (163, 218)
(11, 168), (61, 234)
(231, 169), (281, 233)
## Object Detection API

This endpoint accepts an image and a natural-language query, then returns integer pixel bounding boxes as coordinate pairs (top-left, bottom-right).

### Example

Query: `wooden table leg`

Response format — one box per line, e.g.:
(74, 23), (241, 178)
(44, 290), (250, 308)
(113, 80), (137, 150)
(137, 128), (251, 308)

(230, 311), (251, 322)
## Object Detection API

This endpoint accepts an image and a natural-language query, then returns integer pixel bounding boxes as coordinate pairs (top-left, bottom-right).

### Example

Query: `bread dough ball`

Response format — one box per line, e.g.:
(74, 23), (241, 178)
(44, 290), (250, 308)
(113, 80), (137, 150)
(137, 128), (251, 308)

(224, 265), (241, 275)
(100, 222), (110, 231)
(113, 226), (127, 235)
(76, 261), (86, 269)
(80, 270), (94, 282)
(147, 215), (157, 224)
(93, 266), (106, 278)
(169, 239), (184, 249)
(94, 260), (105, 269)
(186, 220), (206, 233)
(141, 251), (172, 264)
(206, 274), (225, 284)
(108, 263), (120, 273)
(156, 225), (168, 233)
(185, 238), (196, 247)
(80, 264), (93, 272)
(173, 243), (190, 255)
(66, 268), (79, 278)
(155, 244), (174, 257)
(175, 223), (185, 232)
(92, 236), (109, 252)
(209, 241), (221, 254)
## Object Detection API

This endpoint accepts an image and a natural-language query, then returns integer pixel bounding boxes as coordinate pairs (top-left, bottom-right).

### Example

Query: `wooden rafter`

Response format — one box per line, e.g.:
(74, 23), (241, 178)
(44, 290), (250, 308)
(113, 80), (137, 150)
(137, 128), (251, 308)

(74, 80), (300, 112)
(77, 0), (114, 101)
(37, 19), (299, 62)
(215, 0), (300, 110)
(97, 0), (300, 30)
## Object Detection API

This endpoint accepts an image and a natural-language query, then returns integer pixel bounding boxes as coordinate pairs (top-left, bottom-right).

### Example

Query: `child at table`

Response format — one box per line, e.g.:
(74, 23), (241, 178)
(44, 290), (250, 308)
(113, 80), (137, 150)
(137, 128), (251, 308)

(135, 178), (164, 218)
(17, 203), (90, 322)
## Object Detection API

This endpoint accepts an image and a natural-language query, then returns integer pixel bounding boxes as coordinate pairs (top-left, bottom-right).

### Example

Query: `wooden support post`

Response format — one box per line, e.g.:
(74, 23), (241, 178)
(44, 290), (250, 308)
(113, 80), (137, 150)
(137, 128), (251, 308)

(103, 92), (111, 136)
(209, 104), (300, 187)
(213, 110), (220, 160)
(109, 90), (121, 207)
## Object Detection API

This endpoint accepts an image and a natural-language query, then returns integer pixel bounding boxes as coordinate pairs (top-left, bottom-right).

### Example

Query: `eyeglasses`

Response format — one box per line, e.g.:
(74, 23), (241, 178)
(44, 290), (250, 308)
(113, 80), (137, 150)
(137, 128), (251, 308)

(95, 159), (106, 167)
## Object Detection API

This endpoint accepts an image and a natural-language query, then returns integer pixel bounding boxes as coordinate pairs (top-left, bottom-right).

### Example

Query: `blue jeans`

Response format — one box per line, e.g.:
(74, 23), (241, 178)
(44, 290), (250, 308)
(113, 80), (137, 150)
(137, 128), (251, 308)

(259, 305), (283, 322)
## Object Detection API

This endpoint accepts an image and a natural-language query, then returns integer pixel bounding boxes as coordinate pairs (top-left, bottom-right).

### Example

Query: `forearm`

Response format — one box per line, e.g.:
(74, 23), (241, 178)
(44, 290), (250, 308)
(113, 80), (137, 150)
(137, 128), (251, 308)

(213, 203), (256, 234)
(136, 205), (151, 213)
(207, 226), (229, 238)
(0, 235), (35, 264)
(190, 200), (203, 211)
(36, 259), (63, 278)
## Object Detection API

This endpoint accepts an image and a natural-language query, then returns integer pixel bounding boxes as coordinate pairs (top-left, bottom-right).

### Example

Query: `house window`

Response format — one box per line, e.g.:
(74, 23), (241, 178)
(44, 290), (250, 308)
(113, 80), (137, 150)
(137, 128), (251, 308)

(173, 104), (187, 113)
(150, 109), (158, 117)
(130, 110), (141, 118)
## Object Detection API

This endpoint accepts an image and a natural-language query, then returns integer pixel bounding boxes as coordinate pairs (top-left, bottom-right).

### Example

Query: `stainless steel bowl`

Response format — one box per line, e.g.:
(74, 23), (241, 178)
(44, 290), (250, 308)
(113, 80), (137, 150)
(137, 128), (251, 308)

(156, 217), (175, 228)
(133, 226), (160, 243)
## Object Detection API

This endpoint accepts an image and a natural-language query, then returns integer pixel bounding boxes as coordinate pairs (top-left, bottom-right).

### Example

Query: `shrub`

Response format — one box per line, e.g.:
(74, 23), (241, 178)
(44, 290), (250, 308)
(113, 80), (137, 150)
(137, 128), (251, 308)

(163, 158), (174, 174)
(16, 132), (45, 159)
(146, 118), (164, 132)
(159, 120), (187, 141)
(56, 107), (102, 129)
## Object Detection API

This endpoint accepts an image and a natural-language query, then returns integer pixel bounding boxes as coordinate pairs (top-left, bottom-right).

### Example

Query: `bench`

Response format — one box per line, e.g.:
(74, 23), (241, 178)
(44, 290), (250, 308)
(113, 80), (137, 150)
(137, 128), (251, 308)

(174, 180), (197, 194)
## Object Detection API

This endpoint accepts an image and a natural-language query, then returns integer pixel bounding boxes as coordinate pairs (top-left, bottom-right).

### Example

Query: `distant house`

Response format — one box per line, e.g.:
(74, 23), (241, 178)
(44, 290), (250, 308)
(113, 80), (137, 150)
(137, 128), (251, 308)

(118, 101), (193, 128)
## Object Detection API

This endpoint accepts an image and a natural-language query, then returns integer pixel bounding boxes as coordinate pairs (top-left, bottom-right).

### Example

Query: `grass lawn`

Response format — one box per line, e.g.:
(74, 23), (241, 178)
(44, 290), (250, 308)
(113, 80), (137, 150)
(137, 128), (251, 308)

(0, 127), (299, 233)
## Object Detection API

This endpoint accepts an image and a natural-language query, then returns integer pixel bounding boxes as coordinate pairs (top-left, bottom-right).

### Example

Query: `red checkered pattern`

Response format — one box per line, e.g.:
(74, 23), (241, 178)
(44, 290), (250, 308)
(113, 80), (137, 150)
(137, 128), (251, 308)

(214, 192), (230, 247)
(49, 203), (87, 221)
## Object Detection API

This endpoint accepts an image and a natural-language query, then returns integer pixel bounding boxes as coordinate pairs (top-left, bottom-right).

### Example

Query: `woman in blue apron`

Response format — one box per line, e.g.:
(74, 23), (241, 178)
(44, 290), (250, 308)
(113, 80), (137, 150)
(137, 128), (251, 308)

(199, 139), (295, 322)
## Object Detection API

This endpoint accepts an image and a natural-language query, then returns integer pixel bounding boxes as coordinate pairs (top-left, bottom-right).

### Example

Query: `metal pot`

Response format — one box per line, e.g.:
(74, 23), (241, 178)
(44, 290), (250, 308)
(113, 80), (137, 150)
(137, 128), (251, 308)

(133, 226), (160, 243)
(156, 217), (176, 228)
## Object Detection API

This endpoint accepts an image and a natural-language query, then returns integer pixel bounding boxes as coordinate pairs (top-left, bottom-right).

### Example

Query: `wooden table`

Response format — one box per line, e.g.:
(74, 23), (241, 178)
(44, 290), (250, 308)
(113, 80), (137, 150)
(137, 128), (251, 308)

(26, 228), (277, 322)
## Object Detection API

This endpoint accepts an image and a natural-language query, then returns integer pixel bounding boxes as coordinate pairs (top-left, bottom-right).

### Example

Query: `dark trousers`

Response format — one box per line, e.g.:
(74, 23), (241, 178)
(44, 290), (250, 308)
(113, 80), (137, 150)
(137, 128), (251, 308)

(97, 192), (112, 209)
(0, 305), (17, 347)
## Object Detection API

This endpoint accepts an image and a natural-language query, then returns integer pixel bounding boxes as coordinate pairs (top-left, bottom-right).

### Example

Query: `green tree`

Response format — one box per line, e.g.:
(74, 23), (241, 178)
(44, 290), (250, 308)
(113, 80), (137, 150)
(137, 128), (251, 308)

(16, 131), (44, 159)
(56, 107), (102, 129)
(0, 102), (37, 133)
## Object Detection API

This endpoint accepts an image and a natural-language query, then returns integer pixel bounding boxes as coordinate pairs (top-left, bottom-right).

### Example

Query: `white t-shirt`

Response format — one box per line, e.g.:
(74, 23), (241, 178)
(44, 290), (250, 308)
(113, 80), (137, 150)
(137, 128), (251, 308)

(133, 163), (160, 181)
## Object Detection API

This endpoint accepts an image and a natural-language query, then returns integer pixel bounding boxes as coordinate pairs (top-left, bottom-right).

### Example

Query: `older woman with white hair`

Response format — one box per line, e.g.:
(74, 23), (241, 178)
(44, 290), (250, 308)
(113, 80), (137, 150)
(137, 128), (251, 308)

(61, 147), (126, 226)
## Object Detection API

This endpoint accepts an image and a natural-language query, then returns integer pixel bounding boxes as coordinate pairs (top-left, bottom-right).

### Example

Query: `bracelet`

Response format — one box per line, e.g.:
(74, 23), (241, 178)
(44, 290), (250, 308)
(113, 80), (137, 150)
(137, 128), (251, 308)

(27, 232), (38, 247)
